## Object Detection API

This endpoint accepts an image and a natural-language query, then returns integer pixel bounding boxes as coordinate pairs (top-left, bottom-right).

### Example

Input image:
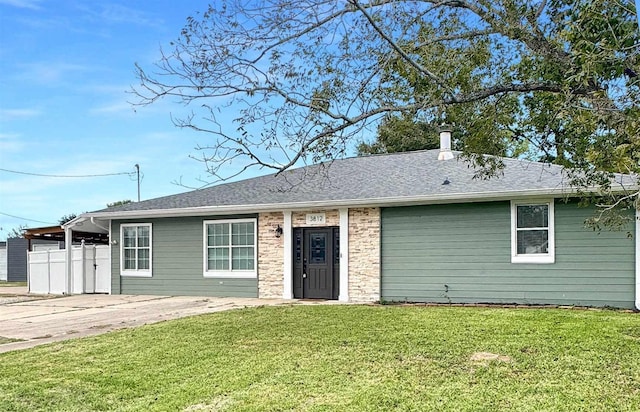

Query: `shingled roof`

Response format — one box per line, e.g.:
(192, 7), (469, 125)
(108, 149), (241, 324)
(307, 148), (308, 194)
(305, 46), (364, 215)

(85, 149), (634, 218)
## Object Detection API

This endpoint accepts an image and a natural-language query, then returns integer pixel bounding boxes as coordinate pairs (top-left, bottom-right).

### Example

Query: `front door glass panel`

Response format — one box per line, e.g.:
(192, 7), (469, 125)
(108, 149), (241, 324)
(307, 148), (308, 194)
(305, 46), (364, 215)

(310, 233), (326, 264)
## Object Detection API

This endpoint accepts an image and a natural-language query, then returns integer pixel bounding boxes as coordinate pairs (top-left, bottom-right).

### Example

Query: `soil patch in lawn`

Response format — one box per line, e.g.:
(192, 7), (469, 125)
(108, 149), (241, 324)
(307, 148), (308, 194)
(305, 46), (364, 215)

(470, 351), (512, 363)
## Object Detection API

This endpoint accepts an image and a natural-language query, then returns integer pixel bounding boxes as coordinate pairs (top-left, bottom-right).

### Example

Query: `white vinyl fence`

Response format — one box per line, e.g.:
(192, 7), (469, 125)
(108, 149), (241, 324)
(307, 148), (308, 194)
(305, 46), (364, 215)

(28, 244), (110, 294)
(0, 245), (7, 281)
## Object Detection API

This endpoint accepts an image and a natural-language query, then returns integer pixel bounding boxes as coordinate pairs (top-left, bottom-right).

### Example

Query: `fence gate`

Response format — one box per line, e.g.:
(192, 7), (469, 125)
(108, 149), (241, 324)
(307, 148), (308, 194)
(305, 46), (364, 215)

(94, 246), (111, 293)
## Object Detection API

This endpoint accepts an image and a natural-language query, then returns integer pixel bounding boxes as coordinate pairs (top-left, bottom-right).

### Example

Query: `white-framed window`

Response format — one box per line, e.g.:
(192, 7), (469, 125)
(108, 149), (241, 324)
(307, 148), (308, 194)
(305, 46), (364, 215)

(203, 219), (257, 278)
(511, 200), (555, 263)
(120, 223), (152, 277)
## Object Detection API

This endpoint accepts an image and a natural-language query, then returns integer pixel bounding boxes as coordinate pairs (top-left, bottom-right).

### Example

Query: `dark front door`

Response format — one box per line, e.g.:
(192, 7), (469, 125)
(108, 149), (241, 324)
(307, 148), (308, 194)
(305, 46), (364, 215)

(293, 227), (339, 299)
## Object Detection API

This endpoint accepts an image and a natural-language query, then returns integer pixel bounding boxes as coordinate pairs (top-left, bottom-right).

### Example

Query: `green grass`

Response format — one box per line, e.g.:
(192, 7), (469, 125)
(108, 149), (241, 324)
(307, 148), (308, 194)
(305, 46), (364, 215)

(0, 281), (27, 287)
(0, 305), (638, 411)
(0, 337), (20, 345)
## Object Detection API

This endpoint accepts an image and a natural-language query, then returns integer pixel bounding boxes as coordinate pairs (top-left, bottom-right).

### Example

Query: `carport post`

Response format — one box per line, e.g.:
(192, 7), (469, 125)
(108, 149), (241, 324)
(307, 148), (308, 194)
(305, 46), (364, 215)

(65, 225), (73, 295)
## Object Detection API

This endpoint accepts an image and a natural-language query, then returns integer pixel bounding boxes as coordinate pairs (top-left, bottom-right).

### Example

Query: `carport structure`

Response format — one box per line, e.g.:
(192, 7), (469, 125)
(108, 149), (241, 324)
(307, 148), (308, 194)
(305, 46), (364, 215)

(24, 225), (109, 246)
(25, 218), (111, 296)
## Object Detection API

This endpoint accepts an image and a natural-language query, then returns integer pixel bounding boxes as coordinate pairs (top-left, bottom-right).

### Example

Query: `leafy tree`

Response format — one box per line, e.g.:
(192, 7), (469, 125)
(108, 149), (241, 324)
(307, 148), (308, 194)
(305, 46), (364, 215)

(357, 114), (440, 155)
(357, 114), (498, 156)
(133, 0), (639, 220)
(5, 224), (27, 239)
(106, 200), (132, 208)
(58, 214), (77, 225)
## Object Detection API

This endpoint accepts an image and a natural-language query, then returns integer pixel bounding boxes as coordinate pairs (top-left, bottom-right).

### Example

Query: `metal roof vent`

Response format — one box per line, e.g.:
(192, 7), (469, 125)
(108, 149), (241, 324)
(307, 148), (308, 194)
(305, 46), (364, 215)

(438, 125), (454, 161)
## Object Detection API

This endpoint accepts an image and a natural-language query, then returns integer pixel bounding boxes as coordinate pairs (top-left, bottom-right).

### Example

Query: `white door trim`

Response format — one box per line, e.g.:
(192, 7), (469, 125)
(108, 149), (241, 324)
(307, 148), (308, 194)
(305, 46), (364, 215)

(339, 208), (349, 302)
(283, 210), (293, 299)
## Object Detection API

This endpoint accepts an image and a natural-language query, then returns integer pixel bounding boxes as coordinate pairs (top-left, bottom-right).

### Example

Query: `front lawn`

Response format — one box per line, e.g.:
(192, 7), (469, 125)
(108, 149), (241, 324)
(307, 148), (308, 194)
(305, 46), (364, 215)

(0, 305), (638, 411)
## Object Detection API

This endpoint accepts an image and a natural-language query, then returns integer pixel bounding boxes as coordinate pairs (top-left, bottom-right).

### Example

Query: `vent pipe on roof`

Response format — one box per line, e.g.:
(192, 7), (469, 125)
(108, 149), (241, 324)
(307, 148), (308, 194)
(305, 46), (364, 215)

(438, 125), (454, 160)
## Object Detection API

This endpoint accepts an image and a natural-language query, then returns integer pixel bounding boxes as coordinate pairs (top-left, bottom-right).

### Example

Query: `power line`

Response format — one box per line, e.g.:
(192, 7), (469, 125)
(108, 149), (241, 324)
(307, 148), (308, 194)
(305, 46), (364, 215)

(0, 167), (135, 178)
(0, 212), (56, 225)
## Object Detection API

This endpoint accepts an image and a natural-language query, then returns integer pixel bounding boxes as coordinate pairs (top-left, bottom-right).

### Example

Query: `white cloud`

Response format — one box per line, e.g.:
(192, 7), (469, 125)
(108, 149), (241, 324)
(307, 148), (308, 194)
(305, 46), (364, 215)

(76, 3), (163, 28)
(0, 108), (41, 121)
(0, 133), (25, 153)
(101, 4), (163, 27)
(89, 101), (136, 115)
(16, 62), (90, 85)
(81, 84), (129, 95)
(0, 0), (42, 10)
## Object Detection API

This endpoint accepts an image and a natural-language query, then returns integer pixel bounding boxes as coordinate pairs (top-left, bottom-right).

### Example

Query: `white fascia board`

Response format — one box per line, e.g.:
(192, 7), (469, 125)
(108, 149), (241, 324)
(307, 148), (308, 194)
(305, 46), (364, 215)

(80, 189), (559, 220)
(62, 216), (109, 234)
(61, 216), (84, 230)
(80, 184), (636, 221)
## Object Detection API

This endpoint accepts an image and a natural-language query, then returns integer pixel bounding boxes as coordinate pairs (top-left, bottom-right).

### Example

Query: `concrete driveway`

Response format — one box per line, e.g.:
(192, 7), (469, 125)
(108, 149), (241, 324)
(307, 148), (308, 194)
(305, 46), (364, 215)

(0, 293), (300, 353)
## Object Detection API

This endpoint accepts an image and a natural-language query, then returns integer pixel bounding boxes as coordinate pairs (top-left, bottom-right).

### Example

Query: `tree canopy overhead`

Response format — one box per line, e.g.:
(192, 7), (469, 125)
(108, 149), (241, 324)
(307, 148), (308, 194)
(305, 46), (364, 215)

(134, 0), (639, 190)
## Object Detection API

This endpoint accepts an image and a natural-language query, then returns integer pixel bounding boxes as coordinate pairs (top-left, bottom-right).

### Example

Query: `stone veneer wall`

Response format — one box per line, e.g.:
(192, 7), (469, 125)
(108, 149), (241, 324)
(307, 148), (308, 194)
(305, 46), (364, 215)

(258, 208), (381, 302)
(348, 208), (381, 302)
(257, 212), (284, 298)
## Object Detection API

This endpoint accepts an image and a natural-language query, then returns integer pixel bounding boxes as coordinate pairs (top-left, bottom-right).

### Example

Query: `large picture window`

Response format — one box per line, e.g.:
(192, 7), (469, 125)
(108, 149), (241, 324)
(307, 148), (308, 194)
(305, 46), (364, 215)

(121, 223), (152, 276)
(204, 219), (257, 277)
(511, 201), (554, 263)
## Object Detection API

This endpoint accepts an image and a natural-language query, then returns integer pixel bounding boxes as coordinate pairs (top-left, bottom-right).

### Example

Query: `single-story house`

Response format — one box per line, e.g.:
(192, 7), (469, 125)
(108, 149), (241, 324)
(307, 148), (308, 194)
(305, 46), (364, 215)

(65, 131), (640, 310)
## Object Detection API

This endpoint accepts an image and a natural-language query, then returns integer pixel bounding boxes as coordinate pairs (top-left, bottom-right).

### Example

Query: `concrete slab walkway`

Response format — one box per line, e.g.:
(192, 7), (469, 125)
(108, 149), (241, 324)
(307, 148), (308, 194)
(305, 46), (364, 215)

(0, 294), (307, 353)
(0, 286), (29, 296)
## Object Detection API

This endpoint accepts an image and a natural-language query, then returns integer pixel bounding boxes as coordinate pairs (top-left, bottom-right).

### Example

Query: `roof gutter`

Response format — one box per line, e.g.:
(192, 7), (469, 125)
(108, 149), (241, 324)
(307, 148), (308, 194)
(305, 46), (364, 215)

(80, 186), (635, 220)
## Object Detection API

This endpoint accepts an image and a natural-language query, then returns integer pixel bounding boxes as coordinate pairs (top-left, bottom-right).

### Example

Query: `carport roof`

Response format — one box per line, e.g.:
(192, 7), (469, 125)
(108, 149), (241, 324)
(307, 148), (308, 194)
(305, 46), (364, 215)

(23, 225), (109, 244)
(83, 149), (636, 218)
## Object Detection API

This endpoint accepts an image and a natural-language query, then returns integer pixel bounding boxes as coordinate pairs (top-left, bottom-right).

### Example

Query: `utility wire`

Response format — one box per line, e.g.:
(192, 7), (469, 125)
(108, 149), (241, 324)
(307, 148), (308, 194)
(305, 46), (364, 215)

(0, 212), (56, 225)
(0, 167), (135, 178)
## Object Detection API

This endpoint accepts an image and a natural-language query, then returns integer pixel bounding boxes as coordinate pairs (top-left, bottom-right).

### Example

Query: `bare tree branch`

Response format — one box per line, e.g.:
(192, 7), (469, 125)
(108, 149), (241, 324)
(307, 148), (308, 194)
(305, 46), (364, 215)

(130, 0), (639, 221)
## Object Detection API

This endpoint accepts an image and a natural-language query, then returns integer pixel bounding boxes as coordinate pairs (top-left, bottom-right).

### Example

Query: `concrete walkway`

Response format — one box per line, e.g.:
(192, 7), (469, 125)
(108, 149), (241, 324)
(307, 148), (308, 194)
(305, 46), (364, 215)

(0, 294), (308, 353)
(0, 286), (29, 296)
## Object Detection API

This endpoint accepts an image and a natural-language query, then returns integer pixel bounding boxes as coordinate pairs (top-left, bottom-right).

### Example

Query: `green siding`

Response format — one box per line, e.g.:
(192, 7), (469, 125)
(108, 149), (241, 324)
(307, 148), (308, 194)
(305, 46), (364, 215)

(111, 215), (258, 297)
(381, 201), (636, 308)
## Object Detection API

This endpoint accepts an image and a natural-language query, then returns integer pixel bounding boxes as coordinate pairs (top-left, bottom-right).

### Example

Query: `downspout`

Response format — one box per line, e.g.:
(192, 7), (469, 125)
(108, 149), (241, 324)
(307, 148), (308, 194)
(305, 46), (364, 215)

(90, 217), (109, 232)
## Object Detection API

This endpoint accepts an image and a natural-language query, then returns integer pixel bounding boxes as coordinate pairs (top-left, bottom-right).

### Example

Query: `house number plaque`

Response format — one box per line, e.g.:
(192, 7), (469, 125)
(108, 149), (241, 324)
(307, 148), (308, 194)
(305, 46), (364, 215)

(305, 213), (326, 225)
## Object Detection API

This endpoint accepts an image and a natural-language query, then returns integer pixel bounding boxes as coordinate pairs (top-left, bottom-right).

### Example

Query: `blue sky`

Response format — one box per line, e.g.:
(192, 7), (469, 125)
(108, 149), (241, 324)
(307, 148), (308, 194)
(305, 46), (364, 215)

(1, 1), (639, 240)
(0, 0), (245, 239)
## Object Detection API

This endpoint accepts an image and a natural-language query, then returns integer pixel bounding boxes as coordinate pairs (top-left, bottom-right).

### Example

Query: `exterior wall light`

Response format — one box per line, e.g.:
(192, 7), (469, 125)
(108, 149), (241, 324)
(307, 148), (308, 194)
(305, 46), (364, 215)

(274, 225), (283, 238)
